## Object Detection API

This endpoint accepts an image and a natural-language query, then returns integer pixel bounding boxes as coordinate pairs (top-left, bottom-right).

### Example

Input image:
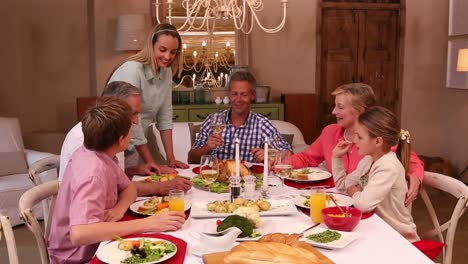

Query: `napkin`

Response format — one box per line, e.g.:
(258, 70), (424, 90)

(90, 233), (187, 264)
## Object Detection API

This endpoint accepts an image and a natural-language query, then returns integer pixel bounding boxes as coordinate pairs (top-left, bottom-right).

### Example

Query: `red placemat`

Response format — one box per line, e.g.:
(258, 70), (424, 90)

(90, 233), (187, 264)
(284, 177), (335, 189)
(192, 164), (264, 175)
(297, 206), (374, 219)
(119, 209), (191, 222)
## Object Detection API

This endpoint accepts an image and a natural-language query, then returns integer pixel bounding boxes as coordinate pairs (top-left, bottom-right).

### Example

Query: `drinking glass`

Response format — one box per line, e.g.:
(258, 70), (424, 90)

(168, 189), (185, 212)
(273, 151), (292, 179)
(210, 113), (226, 152)
(267, 148), (279, 174)
(200, 155), (219, 184)
(309, 187), (327, 223)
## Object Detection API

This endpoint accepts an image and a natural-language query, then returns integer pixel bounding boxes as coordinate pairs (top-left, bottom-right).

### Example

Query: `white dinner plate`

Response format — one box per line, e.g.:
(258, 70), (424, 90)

(130, 198), (191, 216)
(96, 238), (177, 264)
(190, 199), (297, 218)
(286, 167), (332, 183)
(300, 226), (358, 250)
(293, 193), (354, 210)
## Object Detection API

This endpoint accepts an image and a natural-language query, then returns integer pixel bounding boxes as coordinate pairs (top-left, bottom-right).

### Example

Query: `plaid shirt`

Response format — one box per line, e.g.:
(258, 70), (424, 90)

(192, 109), (292, 162)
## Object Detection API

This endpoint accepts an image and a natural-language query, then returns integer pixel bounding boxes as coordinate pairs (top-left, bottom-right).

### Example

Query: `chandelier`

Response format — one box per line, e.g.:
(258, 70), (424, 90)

(154, 0), (289, 34)
(179, 33), (234, 88)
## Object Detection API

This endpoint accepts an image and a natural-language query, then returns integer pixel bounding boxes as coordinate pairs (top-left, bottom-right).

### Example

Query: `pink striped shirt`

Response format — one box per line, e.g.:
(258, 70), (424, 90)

(48, 146), (130, 263)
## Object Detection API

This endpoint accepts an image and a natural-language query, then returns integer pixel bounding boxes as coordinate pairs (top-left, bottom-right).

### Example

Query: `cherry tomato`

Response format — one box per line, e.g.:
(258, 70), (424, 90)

(216, 220), (222, 226)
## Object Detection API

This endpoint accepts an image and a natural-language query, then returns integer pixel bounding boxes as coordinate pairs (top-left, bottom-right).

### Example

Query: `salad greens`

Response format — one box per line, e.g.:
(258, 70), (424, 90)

(149, 175), (162, 181)
(119, 238), (176, 264)
(191, 174), (263, 193)
(191, 177), (229, 193)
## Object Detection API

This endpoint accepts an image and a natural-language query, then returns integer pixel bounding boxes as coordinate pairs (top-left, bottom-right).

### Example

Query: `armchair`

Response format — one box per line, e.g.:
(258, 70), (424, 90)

(0, 117), (57, 226)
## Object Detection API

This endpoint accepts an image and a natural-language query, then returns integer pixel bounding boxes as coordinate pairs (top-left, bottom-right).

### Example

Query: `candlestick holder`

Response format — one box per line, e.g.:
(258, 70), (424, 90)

(260, 185), (270, 199)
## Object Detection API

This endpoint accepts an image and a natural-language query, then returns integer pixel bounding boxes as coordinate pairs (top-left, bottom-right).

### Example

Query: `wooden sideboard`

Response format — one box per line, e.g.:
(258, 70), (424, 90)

(76, 97), (284, 122)
(172, 103), (284, 122)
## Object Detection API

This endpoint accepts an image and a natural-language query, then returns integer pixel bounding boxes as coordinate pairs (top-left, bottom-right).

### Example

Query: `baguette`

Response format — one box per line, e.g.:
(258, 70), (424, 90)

(258, 233), (300, 245)
(223, 242), (320, 264)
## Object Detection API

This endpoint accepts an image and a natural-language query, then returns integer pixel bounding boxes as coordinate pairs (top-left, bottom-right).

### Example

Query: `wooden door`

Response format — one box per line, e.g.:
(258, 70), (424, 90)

(318, 6), (401, 132)
(319, 9), (359, 129)
(357, 9), (399, 113)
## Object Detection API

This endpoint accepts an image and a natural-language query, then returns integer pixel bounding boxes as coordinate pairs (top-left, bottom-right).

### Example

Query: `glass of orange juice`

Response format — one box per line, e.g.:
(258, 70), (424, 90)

(309, 187), (327, 223)
(168, 189), (185, 212)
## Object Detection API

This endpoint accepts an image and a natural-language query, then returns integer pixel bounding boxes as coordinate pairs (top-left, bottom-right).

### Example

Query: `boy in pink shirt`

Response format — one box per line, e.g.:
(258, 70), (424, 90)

(48, 97), (185, 263)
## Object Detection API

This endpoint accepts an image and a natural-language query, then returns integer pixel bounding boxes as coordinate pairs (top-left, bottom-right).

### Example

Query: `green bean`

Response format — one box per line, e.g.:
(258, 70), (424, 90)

(306, 230), (341, 243)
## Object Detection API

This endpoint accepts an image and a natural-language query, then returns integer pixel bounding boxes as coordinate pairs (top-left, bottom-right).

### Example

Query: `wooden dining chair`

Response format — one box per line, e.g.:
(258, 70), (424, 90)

(19, 180), (60, 264)
(416, 171), (468, 264)
(0, 215), (19, 264)
(28, 154), (60, 234)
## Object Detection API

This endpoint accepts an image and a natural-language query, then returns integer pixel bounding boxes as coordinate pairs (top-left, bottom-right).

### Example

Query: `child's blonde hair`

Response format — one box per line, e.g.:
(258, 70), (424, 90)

(358, 106), (410, 174)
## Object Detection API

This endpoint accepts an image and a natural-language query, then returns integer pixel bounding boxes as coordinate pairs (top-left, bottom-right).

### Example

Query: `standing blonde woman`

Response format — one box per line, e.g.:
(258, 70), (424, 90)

(108, 23), (189, 169)
(286, 83), (424, 206)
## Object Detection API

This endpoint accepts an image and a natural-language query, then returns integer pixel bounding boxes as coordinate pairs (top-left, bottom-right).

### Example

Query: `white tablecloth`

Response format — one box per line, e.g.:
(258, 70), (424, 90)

(105, 165), (433, 264)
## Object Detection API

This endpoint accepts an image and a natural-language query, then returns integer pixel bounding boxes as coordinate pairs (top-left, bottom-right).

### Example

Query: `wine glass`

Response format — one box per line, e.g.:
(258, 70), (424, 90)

(273, 151), (292, 184)
(200, 155), (219, 185)
(210, 113), (226, 152)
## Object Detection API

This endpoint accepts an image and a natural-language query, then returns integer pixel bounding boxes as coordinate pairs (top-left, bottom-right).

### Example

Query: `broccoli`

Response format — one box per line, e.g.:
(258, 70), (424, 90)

(217, 215), (253, 238)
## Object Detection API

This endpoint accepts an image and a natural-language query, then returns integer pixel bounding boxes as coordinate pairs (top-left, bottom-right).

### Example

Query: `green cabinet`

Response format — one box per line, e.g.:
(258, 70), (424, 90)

(172, 103), (284, 122)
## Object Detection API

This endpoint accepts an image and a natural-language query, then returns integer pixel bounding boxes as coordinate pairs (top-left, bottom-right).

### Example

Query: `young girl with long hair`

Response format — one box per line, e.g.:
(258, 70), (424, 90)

(332, 106), (419, 242)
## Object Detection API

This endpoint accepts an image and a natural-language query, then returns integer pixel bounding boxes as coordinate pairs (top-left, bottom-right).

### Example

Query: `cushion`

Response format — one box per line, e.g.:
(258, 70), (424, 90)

(0, 151), (28, 177)
(281, 134), (294, 146)
(412, 240), (445, 260)
(188, 122), (202, 146)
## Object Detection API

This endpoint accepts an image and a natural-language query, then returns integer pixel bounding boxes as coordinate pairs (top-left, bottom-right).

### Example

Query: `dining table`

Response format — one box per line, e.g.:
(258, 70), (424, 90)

(95, 165), (434, 264)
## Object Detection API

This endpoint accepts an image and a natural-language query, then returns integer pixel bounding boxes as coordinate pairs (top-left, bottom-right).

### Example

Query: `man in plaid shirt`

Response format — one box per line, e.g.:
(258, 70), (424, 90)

(188, 71), (292, 163)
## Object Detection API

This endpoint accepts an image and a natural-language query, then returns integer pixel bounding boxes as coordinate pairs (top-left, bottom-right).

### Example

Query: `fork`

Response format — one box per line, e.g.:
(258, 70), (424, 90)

(299, 222), (321, 237)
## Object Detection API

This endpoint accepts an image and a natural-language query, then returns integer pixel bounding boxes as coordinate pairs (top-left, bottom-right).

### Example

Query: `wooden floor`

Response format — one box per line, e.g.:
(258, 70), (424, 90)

(1, 187), (467, 263)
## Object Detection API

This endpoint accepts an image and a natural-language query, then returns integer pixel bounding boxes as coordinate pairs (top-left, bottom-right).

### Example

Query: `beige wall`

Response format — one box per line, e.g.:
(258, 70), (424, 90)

(1, 0), (467, 174)
(402, 0), (468, 175)
(0, 0), (91, 154)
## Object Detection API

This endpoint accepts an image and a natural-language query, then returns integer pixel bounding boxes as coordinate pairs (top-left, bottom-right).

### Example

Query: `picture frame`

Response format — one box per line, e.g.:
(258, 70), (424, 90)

(446, 0), (468, 89)
(446, 39), (468, 89)
(449, 0), (468, 36)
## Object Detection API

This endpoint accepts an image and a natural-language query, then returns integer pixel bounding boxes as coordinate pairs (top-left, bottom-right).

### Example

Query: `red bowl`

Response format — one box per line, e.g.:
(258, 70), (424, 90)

(322, 206), (362, 232)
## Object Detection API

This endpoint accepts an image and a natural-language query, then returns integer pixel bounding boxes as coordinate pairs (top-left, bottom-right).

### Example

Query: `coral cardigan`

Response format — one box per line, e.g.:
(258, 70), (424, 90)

(287, 124), (424, 181)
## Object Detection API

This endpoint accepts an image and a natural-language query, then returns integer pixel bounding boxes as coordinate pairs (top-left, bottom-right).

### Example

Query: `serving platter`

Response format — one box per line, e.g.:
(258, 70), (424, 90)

(300, 226), (358, 250)
(190, 199), (297, 218)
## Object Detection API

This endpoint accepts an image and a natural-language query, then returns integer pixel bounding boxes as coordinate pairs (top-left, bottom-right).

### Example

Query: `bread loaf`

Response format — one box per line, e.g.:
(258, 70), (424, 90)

(218, 160), (250, 182)
(258, 233), (300, 245)
(223, 242), (320, 264)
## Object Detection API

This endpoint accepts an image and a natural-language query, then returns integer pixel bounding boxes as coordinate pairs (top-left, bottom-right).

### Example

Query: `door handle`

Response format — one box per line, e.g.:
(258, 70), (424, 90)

(196, 114), (209, 120)
(260, 112), (272, 119)
(172, 114), (179, 121)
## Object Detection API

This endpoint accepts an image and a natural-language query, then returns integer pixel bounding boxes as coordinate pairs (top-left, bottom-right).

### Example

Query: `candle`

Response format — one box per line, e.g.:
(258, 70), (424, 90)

(235, 138), (240, 177)
(263, 137), (268, 188)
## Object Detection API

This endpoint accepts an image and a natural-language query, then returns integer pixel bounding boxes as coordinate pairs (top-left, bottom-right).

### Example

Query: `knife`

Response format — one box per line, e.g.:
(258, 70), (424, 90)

(299, 222), (321, 237)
